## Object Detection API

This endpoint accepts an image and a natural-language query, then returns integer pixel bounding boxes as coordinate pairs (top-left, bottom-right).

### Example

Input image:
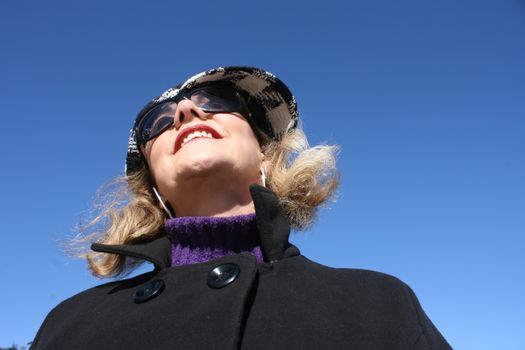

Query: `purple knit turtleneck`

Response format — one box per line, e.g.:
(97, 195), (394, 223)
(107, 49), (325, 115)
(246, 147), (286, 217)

(164, 213), (264, 266)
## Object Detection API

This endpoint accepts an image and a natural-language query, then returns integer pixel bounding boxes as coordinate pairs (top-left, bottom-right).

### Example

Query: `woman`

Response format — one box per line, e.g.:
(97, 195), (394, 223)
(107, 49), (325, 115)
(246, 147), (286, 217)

(31, 66), (452, 349)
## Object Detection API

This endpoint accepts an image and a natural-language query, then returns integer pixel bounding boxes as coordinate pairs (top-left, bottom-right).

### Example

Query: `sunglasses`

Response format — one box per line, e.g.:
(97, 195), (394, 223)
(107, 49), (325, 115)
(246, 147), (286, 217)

(135, 85), (250, 144)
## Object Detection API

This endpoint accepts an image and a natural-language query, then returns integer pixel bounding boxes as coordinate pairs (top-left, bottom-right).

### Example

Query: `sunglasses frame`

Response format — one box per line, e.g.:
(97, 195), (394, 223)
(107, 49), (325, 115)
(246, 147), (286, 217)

(135, 84), (252, 145)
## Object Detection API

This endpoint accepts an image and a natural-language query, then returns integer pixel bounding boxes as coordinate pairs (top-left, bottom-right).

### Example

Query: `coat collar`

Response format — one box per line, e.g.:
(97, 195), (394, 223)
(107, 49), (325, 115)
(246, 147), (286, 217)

(91, 185), (299, 269)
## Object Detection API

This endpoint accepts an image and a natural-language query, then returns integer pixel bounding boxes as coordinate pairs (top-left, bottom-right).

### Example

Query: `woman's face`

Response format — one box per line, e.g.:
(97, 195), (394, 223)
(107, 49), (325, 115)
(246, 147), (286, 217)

(143, 98), (264, 201)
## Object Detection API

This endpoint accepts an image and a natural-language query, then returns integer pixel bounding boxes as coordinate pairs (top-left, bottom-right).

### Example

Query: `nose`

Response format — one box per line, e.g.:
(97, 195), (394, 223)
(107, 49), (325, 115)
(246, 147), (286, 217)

(173, 99), (209, 129)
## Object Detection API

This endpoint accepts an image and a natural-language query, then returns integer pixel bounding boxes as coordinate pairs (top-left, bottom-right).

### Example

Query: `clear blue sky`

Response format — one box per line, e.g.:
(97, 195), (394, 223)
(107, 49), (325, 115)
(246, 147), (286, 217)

(1, 0), (524, 348)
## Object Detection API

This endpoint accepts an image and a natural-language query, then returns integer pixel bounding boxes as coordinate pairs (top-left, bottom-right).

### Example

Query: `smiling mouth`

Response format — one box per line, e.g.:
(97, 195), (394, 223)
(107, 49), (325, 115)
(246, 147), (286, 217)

(182, 130), (214, 146)
(174, 125), (222, 153)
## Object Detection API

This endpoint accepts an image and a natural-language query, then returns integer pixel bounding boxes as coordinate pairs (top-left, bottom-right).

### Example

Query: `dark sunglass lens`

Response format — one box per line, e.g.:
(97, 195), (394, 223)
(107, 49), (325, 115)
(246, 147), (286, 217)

(139, 102), (177, 142)
(191, 87), (243, 112)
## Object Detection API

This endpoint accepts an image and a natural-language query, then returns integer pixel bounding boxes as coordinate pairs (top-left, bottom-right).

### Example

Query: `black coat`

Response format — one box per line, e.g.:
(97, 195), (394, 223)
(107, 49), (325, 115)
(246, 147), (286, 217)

(31, 185), (452, 349)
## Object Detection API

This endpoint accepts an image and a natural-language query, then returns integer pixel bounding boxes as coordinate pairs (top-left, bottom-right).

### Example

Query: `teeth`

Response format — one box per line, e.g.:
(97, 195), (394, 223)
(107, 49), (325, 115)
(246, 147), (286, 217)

(181, 130), (215, 147)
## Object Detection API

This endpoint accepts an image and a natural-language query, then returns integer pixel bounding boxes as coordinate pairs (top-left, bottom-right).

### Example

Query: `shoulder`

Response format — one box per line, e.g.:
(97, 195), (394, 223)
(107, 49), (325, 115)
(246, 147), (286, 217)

(287, 254), (412, 292)
(274, 254), (423, 323)
(285, 255), (451, 349)
(32, 271), (155, 347)
(53, 270), (155, 308)
(301, 255), (431, 313)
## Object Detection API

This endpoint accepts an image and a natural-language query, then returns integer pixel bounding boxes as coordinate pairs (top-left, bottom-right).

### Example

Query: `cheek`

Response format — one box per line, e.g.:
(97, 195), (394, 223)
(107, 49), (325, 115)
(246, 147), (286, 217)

(233, 130), (263, 167)
(144, 135), (176, 183)
(145, 140), (161, 170)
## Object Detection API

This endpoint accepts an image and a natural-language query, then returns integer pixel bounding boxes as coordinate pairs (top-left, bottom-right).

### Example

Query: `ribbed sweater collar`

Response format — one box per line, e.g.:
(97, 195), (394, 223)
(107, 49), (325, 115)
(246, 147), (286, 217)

(164, 213), (264, 266)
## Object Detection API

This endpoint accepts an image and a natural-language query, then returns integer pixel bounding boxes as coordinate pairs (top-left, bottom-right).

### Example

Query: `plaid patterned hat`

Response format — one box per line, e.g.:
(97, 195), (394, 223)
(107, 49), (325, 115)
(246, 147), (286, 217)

(126, 66), (299, 175)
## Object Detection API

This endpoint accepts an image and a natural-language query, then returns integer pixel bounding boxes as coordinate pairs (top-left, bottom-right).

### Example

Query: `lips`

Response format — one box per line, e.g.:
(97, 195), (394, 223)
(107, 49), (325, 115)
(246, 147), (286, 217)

(174, 124), (223, 153)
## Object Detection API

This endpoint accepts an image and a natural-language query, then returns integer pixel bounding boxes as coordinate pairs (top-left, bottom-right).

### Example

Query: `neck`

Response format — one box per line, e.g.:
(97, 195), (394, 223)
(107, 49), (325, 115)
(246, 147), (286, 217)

(167, 178), (257, 217)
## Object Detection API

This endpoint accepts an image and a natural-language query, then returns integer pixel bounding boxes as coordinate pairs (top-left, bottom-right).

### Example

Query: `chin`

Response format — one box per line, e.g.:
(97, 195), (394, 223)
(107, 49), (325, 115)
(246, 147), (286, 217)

(176, 155), (231, 178)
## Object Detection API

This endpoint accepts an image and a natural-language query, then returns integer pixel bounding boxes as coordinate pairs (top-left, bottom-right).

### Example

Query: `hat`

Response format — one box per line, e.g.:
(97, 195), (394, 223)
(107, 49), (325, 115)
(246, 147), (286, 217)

(126, 66), (299, 175)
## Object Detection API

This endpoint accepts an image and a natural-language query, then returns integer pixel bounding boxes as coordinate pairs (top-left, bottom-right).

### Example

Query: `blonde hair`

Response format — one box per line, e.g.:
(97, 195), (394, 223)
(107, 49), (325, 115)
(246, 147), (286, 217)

(77, 128), (339, 277)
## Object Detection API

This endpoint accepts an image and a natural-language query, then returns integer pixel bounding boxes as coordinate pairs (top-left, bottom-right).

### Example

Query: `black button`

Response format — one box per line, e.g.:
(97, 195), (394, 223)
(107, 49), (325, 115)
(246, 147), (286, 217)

(134, 279), (165, 303)
(207, 263), (240, 289)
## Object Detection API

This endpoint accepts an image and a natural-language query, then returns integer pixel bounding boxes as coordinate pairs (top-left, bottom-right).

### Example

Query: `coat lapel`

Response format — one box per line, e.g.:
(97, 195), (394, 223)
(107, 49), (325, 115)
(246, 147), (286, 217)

(250, 184), (294, 262)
